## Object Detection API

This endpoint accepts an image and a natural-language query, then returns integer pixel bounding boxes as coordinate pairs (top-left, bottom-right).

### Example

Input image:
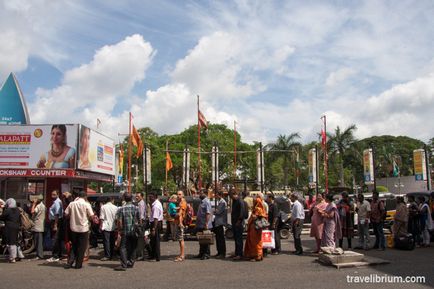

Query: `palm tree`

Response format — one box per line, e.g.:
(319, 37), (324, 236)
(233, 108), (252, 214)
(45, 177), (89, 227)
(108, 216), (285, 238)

(327, 125), (357, 186)
(266, 133), (301, 188)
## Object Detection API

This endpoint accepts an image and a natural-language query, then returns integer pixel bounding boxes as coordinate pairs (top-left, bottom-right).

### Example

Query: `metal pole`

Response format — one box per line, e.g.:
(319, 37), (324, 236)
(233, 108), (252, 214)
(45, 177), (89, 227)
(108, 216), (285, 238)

(144, 143), (148, 196)
(425, 145), (432, 191)
(315, 144), (319, 195)
(197, 95), (201, 192)
(260, 142), (264, 194)
(371, 144), (377, 192)
(324, 115), (328, 194)
(128, 112), (132, 194)
(214, 144), (218, 209)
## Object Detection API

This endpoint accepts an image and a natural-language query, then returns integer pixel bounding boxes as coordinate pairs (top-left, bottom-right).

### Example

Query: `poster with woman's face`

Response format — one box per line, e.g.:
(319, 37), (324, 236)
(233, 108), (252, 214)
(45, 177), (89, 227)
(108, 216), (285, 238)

(0, 124), (78, 169)
(77, 125), (115, 175)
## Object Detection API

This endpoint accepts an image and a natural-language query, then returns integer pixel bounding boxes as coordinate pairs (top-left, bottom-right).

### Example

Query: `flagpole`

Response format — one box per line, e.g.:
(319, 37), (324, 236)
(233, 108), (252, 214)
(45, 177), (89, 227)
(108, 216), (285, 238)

(234, 120), (237, 183)
(128, 112), (132, 194)
(197, 95), (201, 193)
(165, 140), (169, 194)
(322, 115), (329, 194)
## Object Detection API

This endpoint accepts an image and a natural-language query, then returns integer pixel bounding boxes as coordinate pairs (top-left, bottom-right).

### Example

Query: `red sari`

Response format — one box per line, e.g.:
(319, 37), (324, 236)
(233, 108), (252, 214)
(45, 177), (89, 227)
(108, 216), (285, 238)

(244, 197), (267, 260)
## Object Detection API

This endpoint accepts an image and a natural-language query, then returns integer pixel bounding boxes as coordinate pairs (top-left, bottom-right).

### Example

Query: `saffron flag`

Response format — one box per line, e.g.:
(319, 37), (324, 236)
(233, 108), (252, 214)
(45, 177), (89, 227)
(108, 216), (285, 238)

(131, 125), (143, 157)
(166, 151), (173, 172)
(198, 110), (208, 129)
(119, 143), (124, 173)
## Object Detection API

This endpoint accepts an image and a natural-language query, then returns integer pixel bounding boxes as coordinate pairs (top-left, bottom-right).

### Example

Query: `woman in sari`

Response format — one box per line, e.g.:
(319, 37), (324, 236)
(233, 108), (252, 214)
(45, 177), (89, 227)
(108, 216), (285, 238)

(337, 192), (355, 249)
(244, 196), (267, 261)
(392, 197), (408, 237)
(309, 193), (327, 253)
(320, 194), (342, 249)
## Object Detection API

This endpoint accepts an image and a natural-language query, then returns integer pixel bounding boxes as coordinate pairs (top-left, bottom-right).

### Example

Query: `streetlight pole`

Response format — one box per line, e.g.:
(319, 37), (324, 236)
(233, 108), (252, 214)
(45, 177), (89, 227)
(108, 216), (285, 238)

(425, 145), (432, 191)
(371, 143), (377, 192)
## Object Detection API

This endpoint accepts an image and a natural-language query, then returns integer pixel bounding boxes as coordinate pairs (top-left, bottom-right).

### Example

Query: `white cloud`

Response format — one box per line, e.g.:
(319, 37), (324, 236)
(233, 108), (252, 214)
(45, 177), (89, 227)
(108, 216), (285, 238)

(29, 34), (155, 139)
(326, 68), (356, 87)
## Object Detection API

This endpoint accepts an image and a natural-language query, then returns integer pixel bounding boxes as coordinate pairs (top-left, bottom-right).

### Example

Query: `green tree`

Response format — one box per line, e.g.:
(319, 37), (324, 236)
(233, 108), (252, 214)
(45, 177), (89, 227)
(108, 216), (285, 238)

(327, 125), (357, 187)
(265, 133), (301, 188)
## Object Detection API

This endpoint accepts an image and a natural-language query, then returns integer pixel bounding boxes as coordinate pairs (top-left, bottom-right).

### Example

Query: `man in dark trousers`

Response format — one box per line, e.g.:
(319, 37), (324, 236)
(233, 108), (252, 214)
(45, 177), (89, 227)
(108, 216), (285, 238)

(114, 193), (139, 271)
(135, 192), (147, 260)
(148, 193), (163, 262)
(266, 193), (281, 255)
(230, 189), (245, 261)
(64, 191), (94, 269)
(213, 191), (227, 258)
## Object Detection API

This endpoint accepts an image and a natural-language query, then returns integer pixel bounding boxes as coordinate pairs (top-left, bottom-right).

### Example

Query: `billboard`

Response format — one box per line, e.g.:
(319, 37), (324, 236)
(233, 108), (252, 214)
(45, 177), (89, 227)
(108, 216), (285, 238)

(308, 148), (317, 187)
(77, 125), (115, 176)
(413, 149), (427, 181)
(363, 149), (375, 185)
(0, 124), (77, 169)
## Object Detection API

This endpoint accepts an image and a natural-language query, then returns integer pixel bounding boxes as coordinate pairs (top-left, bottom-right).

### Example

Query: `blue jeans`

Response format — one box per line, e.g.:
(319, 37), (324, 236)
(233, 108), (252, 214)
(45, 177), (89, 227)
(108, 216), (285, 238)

(233, 223), (244, 257)
(372, 222), (386, 249)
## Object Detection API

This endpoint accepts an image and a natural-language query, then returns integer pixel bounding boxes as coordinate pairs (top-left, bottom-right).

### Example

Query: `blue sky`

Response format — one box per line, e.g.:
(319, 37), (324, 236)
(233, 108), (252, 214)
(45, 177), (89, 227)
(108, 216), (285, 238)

(1, 0), (434, 144)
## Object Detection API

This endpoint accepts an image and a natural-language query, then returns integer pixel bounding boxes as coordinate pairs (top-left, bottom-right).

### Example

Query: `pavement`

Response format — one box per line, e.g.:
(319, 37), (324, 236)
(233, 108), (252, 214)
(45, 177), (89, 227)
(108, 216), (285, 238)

(0, 236), (432, 289)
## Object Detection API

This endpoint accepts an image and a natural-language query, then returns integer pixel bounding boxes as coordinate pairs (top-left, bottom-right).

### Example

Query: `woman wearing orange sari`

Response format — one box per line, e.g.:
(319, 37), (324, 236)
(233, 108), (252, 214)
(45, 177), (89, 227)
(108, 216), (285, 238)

(244, 196), (268, 261)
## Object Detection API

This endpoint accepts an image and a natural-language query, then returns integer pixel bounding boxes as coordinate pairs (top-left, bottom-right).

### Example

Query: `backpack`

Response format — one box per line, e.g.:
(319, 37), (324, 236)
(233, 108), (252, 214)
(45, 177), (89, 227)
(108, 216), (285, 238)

(183, 204), (194, 227)
(20, 210), (34, 230)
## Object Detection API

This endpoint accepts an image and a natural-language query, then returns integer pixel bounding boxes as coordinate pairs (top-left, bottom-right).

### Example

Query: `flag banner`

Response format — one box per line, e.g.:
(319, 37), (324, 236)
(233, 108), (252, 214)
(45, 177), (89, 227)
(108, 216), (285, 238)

(143, 147), (151, 185)
(212, 146), (219, 183)
(198, 110), (208, 129)
(166, 151), (173, 172)
(413, 149), (427, 181)
(363, 149), (375, 185)
(256, 148), (265, 186)
(392, 159), (400, 177)
(182, 148), (190, 187)
(308, 148), (317, 187)
(321, 129), (326, 148)
(131, 125), (143, 157)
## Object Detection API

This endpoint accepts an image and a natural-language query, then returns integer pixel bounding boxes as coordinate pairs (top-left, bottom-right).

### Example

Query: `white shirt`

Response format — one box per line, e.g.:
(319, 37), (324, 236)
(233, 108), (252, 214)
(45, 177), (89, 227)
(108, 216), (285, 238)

(65, 198), (94, 233)
(291, 200), (305, 221)
(100, 202), (118, 232)
(150, 199), (163, 222)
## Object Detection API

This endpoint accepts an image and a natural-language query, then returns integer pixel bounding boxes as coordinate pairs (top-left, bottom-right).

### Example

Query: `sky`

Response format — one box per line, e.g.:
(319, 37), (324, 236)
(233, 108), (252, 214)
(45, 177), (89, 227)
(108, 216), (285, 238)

(1, 0), (434, 144)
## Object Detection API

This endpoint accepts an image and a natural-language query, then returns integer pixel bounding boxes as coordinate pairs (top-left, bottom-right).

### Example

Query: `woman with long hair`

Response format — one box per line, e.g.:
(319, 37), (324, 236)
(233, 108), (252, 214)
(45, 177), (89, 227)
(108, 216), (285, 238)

(37, 124), (76, 169)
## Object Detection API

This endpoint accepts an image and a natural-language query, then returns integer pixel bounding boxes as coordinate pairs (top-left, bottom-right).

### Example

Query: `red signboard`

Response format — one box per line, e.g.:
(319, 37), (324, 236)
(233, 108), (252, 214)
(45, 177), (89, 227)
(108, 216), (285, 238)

(0, 169), (76, 177)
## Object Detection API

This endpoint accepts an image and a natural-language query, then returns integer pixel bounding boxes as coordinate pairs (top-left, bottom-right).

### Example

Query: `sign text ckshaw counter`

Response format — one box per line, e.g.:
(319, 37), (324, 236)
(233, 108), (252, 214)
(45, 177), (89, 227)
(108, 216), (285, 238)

(0, 124), (116, 208)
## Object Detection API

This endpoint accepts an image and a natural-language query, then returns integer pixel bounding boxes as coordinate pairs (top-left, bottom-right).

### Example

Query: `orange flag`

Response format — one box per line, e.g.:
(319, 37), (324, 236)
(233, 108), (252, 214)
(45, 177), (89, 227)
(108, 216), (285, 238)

(131, 125), (143, 157)
(166, 151), (173, 172)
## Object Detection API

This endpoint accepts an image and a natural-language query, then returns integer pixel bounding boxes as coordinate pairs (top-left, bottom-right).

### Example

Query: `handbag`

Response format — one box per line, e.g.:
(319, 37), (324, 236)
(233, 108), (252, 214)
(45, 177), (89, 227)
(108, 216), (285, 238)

(254, 217), (270, 230)
(197, 230), (215, 245)
(261, 230), (275, 249)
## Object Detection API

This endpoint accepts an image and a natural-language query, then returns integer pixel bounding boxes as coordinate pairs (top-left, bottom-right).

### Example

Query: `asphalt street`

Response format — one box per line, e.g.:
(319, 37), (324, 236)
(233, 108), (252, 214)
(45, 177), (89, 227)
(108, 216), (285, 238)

(0, 236), (432, 289)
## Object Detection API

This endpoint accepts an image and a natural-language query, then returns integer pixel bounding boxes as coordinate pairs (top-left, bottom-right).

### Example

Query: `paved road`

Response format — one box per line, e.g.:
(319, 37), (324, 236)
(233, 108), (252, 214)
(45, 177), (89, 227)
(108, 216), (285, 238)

(0, 237), (432, 289)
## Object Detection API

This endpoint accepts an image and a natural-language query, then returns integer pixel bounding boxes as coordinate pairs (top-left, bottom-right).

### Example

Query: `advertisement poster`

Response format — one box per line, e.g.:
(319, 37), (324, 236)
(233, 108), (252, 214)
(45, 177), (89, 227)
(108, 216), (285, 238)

(143, 147), (151, 185)
(413, 149), (427, 181)
(77, 125), (115, 176)
(0, 124), (78, 169)
(363, 148), (375, 185)
(308, 148), (317, 187)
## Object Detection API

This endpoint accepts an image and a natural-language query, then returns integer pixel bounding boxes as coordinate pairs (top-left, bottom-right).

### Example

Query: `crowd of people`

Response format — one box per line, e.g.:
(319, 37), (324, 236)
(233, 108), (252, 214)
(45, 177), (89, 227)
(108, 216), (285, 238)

(0, 188), (433, 270)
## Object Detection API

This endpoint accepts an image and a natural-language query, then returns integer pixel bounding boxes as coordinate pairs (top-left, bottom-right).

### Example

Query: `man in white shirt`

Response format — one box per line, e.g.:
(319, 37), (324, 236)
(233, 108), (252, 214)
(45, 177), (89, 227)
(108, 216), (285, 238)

(356, 194), (371, 250)
(31, 198), (46, 260)
(64, 191), (94, 269)
(290, 193), (305, 255)
(149, 193), (163, 261)
(100, 197), (118, 261)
